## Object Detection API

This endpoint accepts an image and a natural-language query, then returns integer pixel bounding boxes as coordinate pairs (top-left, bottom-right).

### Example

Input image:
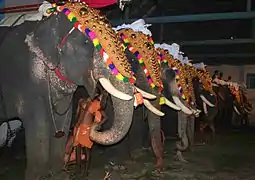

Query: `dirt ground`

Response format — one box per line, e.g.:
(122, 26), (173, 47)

(1, 128), (255, 180)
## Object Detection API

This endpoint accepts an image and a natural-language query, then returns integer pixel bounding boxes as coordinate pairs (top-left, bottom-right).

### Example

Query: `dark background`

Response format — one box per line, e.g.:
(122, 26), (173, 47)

(100, 0), (255, 65)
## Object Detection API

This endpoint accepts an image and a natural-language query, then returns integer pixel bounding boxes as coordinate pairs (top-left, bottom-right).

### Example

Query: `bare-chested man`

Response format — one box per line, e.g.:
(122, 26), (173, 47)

(64, 94), (107, 175)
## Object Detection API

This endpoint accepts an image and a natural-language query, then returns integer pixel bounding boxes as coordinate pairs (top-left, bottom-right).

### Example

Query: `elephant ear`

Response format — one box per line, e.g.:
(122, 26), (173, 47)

(33, 13), (74, 67)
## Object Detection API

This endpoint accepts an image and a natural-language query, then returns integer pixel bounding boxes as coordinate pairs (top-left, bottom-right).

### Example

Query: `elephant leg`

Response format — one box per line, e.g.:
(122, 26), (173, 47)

(187, 116), (195, 150)
(76, 145), (82, 173)
(209, 123), (216, 142)
(49, 103), (72, 172)
(147, 111), (163, 171)
(83, 147), (91, 177)
(176, 112), (188, 163)
(24, 96), (50, 180)
(199, 122), (207, 144)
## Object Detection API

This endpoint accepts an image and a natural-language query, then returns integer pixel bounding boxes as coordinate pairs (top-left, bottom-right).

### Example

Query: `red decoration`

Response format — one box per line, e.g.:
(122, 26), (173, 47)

(81, 0), (117, 8)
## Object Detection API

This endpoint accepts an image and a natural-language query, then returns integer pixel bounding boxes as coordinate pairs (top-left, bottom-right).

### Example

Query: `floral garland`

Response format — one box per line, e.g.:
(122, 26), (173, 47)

(172, 67), (187, 101)
(119, 33), (163, 92)
(196, 69), (214, 94)
(47, 3), (136, 84)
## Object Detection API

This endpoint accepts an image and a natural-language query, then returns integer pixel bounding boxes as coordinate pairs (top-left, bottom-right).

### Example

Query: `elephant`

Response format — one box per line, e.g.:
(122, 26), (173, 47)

(0, 2), (156, 179)
(232, 88), (252, 127)
(192, 76), (218, 143)
(154, 43), (207, 162)
(112, 20), (196, 170)
(213, 80), (251, 130)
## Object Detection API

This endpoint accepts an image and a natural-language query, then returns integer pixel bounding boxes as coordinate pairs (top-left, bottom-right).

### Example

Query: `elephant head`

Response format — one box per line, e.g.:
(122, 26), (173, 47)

(113, 21), (184, 116)
(25, 2), (155, 145)
(154, 45), (197, 115)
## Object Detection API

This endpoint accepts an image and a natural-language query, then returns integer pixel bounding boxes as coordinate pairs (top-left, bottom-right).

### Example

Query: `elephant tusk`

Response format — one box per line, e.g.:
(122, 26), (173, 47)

(135, 86), (157, 99)
(233, 105), (241, 115)
(245, 108), (251, 114)
(212, 83), (219, 87)
(196, 109), (202, 114)
(143, 99), (165, 116)
(172, 96), (193, 115)
(164, 97), (181, 111)
(200, 95), (215, 107)
(203, 101), (208, 115)
(190, 108), (200, 117)
(99, 78), (133, 101)
(0, 122), (8, 148)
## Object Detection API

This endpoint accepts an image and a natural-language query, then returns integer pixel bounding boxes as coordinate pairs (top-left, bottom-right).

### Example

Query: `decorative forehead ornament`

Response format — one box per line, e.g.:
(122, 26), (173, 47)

(114, 19), (162, 90)
(47, 1), (136, 84)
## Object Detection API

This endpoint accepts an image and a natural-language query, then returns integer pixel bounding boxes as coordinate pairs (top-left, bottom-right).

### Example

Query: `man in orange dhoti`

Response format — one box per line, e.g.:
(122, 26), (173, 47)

(64, 95), (106, 173)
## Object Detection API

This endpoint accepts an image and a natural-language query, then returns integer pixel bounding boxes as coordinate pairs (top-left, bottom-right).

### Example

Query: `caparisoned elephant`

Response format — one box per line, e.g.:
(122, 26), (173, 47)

(0, 2), (154, 179)
(154, 43), (203, 162)
(113, 20), (194, 171)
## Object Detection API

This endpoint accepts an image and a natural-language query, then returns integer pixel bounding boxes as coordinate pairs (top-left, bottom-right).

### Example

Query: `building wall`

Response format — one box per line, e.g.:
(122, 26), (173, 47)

(0, 0), (4, 20)
(207, 64), (255, 122)
(5, 0), (41, 7)
(1, 0), (40, 19)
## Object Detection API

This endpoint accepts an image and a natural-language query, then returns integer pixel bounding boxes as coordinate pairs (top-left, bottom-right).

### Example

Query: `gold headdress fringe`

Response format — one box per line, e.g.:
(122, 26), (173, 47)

(64, 2), (132, 78)
(118, 29), (162, 87)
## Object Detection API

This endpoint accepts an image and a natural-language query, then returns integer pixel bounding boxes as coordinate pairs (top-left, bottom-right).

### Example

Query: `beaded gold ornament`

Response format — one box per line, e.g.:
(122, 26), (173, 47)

(46, 1), (136, 84)
(196, 69), (214, 94)
(183, 64), (197, 105)
(118, 29), (163, 91)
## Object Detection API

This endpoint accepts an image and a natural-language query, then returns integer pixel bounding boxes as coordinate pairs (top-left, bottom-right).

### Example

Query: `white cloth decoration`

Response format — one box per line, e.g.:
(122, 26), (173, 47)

(154, 43), (180, 59)
(193, 62), (207, 69)
(182, 57), (193, 66)
(0, 1), (51, 27)
(113, 19), (152, 36)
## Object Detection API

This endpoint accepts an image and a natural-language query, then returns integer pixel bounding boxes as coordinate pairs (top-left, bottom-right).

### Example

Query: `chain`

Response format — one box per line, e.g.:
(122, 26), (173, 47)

(47, 71), (72, 132)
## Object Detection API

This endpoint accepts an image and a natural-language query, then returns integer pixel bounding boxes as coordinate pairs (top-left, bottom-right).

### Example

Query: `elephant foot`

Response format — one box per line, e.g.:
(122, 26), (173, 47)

(187, 146), (194, 152)
(25, 171), (41, 180)
(25, 164), (49, 180)
(151, 137), (164, 171)
(40, 170), (70, 180)
(175, 151), (188, 163)
(155, 157), (163, 171)
(108, 161), (126, 171)
(151, 168), (165, 178)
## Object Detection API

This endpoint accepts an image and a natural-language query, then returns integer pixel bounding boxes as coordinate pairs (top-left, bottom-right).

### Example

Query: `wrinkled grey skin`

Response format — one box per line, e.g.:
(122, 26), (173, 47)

(193, 78), (218, 143)
(213, 85), (235, 130)
(0, 13), (134, 180)
(214, 85), (247, 129)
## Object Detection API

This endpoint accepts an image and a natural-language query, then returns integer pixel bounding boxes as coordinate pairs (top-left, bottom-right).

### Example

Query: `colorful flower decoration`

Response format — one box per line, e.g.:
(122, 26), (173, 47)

(119, 33), (163, 92)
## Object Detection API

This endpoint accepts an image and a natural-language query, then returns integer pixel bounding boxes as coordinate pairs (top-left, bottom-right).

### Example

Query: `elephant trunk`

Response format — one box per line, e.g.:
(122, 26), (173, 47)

(89, 75), (134, 145)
